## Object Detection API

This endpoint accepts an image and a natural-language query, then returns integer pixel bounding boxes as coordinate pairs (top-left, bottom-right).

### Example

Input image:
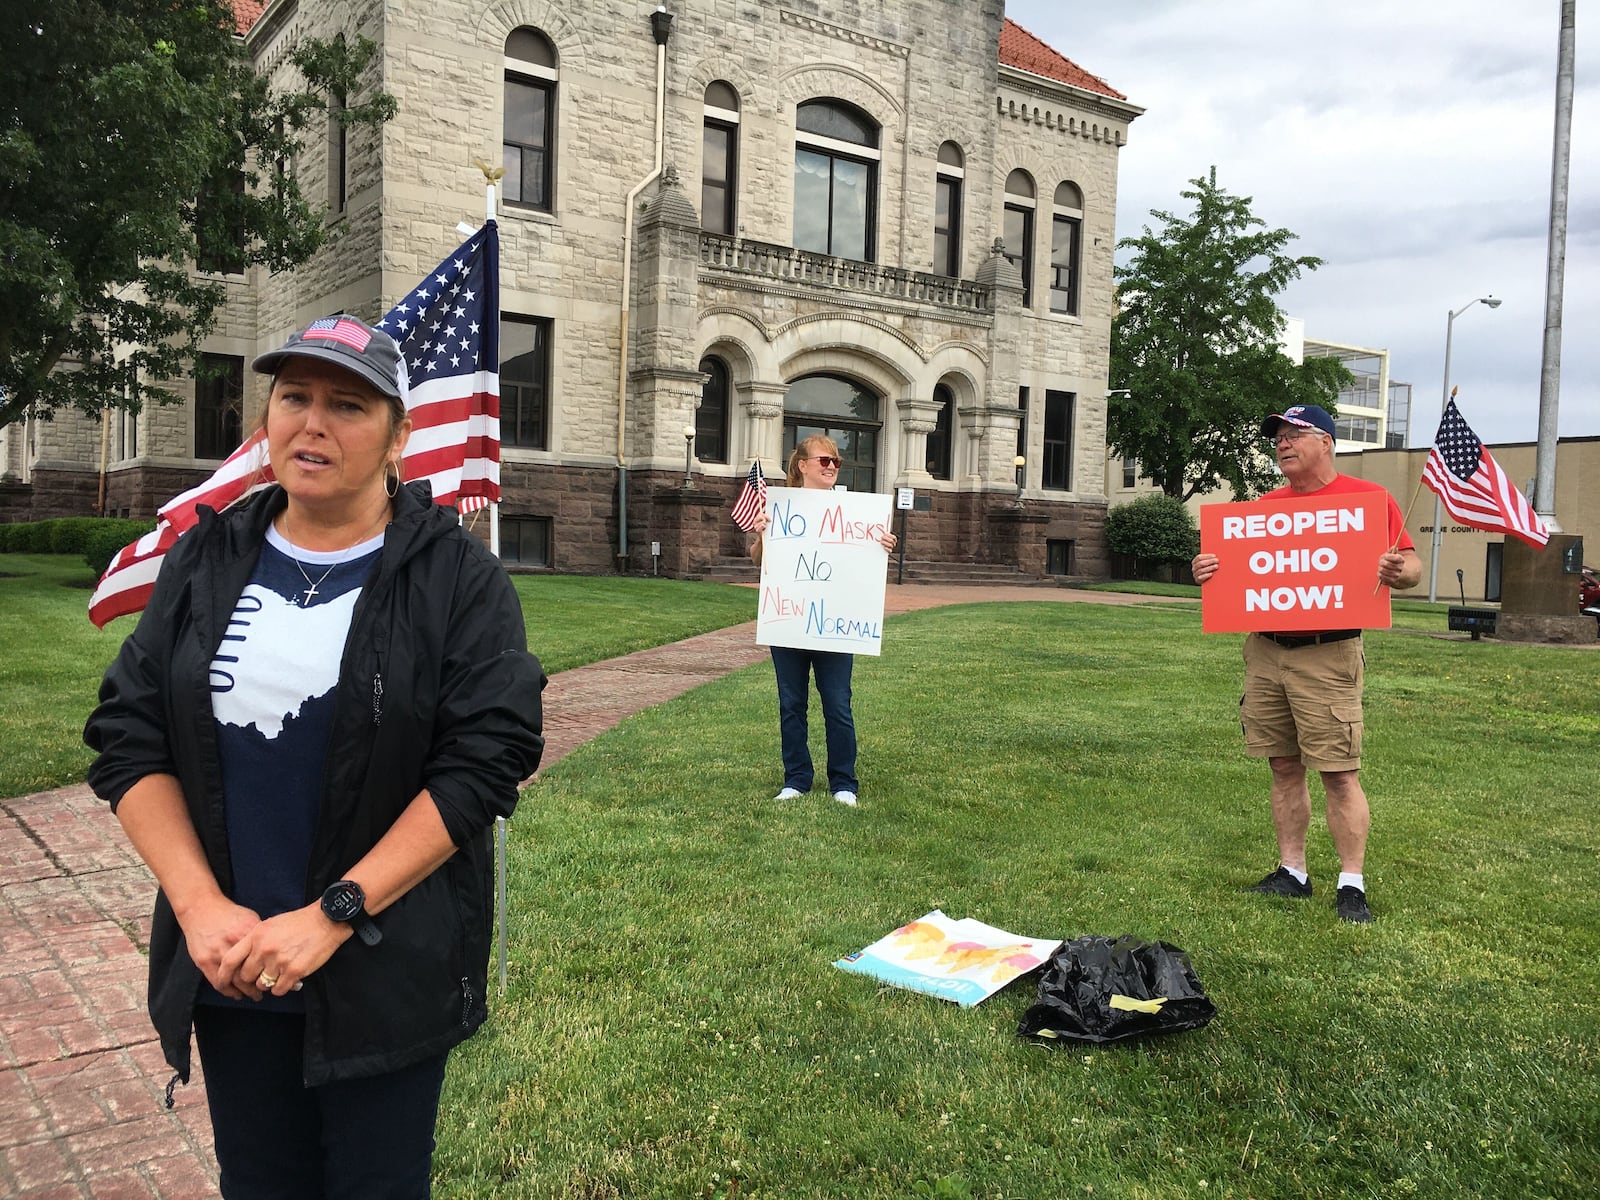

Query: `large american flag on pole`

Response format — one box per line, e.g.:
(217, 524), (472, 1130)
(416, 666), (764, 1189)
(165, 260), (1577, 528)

(1421, 396), (1549, 549)
(87, 223), (501, 628)
(379, 221), (501, 512)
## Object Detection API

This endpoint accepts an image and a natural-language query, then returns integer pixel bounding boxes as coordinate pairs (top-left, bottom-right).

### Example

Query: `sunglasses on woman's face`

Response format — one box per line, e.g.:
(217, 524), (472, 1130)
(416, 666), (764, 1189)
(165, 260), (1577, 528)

(809, 455), (841, 469)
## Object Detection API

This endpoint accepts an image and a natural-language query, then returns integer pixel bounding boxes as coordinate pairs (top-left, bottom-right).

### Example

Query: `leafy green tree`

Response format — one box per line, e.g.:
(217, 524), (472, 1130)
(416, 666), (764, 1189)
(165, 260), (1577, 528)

(1104, 493), (1199, 578)
(0, 0), (396, 433)
(1109, 168), (1352, 502)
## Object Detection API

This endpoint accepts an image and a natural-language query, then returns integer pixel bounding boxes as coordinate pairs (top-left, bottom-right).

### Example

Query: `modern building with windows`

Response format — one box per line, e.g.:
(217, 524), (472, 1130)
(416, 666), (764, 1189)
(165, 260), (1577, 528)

(3, 2), (1143, 582)
(1301, 338), (1399, 452)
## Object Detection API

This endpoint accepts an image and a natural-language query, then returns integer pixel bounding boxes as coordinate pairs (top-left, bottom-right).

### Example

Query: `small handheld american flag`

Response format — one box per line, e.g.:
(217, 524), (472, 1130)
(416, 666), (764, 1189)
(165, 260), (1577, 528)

(730, 458), (767, 532)
(1422, 396), (1549, 549)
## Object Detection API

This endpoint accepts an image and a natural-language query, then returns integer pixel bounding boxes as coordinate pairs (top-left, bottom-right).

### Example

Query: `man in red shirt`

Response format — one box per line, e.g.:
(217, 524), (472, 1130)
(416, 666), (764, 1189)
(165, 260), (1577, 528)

(1191, 404), (1422, 922)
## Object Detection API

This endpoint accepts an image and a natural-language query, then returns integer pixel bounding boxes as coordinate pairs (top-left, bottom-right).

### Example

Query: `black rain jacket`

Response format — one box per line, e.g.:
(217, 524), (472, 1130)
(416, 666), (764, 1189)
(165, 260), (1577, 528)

(83, 481), (545, 1085)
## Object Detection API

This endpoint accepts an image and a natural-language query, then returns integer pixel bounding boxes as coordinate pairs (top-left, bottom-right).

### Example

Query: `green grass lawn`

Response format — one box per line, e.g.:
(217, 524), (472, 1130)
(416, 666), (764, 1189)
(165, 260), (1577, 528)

(5, 556), (1594, 1197)
(0, 555), (755, 796)
(436, 602), (1598, 1199)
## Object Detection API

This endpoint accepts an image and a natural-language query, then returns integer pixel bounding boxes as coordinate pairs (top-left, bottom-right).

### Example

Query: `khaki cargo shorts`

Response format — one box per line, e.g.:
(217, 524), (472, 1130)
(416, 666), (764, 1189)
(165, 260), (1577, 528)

(1239, 633), (1365, 772)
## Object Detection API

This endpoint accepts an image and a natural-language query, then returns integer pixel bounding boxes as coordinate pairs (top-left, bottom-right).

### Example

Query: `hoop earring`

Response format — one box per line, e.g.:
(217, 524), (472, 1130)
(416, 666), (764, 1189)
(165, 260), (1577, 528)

(384, 460), (401, 498)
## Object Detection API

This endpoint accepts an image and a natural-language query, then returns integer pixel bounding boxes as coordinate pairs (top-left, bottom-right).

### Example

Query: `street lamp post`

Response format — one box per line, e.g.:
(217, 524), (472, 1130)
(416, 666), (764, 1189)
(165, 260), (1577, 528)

(1013, 455), (1026, 507)
(1427, 296), (1501, 602)
(682, 424), (696, 489)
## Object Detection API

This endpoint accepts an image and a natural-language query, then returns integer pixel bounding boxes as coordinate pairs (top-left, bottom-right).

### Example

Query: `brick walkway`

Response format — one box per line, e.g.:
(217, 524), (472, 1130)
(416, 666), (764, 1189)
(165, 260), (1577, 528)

(0, 583), (1163, 1197)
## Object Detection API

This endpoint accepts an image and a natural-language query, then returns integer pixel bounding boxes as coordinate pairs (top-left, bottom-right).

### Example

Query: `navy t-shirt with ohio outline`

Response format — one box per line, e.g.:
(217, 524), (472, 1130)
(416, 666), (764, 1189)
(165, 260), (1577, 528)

(199, 525), (383, 1010)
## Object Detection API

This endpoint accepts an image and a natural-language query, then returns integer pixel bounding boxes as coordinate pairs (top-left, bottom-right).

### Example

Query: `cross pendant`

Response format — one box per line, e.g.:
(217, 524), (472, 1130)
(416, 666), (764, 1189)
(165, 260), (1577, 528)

(301, 583), (320, 605)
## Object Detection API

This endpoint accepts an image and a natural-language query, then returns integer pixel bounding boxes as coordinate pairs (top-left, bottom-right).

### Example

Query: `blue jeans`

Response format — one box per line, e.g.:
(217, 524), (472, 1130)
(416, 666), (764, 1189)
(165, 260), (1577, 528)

(771, 646), (857, 794)
(192, 1006), (448, 1199)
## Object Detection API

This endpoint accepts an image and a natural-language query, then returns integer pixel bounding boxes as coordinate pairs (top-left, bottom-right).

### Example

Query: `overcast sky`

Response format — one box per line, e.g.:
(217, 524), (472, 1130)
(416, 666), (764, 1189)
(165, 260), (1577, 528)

(1007, 0), (1596, 448)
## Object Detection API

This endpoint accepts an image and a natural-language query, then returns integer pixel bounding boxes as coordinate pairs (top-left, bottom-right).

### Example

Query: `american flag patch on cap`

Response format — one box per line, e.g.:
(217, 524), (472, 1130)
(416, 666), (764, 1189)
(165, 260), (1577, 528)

(303, 317), (372, 352)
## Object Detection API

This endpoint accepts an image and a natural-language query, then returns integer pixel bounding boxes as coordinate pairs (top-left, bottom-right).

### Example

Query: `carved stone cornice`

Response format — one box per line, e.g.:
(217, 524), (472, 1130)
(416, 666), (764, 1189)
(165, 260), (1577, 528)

(998, 65), (1144, 127)
(629, 366), (707, 386)
(780, 8), (909, 59)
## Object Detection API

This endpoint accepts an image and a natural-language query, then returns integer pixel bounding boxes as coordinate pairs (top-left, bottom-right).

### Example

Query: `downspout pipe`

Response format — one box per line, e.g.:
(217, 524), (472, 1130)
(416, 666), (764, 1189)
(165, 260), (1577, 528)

(616, 5), (673, 565)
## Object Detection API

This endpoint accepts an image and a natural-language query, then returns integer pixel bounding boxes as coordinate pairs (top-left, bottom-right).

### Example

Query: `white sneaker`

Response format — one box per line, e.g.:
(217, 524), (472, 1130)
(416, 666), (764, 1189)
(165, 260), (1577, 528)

(833, 790), (858, 807)
(774, 787), (804, 801)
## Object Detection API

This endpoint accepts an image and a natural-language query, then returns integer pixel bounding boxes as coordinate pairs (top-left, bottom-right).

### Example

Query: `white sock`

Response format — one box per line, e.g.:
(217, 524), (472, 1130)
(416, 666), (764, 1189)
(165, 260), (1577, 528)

(1282, 865), (1309, 886)
(1338, 872), (1365, 893)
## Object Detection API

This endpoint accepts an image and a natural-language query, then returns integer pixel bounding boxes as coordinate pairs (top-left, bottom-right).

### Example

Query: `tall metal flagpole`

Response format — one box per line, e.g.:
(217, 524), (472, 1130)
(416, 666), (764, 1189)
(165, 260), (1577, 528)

(484, 170), (503, 559)
(470, 160), (511, 995)
(489, 170), (508, 995)
(1533, 0), (1575, 523)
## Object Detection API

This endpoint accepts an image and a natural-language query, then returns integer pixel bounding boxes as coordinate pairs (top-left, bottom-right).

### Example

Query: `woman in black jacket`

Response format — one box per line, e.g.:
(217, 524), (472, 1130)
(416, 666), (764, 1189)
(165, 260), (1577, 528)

(83, 317), (545, 1198)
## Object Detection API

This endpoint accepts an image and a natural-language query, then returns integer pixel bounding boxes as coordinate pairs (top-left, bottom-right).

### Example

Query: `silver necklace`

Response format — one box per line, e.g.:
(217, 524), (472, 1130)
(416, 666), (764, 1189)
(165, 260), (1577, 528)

(282, 508), (389, 606)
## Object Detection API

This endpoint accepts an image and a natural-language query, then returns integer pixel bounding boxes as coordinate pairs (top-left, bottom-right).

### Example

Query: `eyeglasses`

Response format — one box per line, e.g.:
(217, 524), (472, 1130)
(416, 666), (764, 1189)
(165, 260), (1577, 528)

(1271, 428), (1323, 444)
(808, 455), (842, 469)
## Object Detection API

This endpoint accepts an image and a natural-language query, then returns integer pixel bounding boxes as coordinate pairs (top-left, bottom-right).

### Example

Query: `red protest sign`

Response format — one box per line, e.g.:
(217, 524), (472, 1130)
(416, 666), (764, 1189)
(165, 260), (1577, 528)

(1199, 492), (1392, 633)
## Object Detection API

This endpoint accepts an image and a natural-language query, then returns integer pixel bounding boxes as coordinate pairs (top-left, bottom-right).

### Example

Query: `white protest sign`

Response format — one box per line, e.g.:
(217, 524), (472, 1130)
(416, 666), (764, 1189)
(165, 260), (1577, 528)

(756, 486), (893, 656)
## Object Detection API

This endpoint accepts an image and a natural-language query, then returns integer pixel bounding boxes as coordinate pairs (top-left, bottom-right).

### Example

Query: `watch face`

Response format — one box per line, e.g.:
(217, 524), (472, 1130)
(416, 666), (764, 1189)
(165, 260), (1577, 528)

(322, 880), (365, 923)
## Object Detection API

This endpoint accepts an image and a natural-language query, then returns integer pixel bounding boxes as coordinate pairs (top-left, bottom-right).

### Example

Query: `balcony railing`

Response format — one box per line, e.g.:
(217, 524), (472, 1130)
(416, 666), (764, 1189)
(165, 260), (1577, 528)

(699, 234), (990, 314)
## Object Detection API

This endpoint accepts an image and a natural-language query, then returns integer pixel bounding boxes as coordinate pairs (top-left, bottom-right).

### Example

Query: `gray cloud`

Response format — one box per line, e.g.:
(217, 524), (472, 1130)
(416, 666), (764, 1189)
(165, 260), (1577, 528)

(1012, 0), (1598, 444)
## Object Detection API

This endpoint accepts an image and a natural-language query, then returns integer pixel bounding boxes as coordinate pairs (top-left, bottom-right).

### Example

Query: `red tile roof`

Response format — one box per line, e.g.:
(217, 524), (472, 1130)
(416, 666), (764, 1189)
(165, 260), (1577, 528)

(233, 0), (265, 36)
(999, 18), (1125, 101)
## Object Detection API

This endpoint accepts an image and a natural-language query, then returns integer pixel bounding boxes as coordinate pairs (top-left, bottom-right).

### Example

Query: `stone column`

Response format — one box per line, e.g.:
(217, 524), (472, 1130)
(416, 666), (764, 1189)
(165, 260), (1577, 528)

(741, 381), (788, 476)
(631, 165), (704, 464)
(963, 240), (1026, 492)
(895, 392), (944, 486)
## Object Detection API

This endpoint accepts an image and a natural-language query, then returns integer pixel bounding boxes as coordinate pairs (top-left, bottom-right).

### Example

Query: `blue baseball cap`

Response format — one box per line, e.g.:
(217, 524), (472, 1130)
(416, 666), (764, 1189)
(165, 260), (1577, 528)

(1261, 404), (1335, 439)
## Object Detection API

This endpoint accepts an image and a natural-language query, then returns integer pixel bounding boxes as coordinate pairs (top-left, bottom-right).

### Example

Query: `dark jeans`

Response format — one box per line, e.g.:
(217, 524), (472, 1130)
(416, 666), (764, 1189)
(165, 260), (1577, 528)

(770, 645), (857, 794)
(192, 1006), (448, 1199)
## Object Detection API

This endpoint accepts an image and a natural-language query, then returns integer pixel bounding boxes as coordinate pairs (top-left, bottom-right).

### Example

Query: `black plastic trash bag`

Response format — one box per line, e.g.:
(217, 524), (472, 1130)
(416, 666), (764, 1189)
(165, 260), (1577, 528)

(1017, 934), (1216, 1045)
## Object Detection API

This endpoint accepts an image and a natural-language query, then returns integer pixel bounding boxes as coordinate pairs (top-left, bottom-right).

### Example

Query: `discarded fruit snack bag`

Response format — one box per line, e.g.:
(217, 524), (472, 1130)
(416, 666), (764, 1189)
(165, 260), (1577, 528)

(1017, 934), (1216, 1045)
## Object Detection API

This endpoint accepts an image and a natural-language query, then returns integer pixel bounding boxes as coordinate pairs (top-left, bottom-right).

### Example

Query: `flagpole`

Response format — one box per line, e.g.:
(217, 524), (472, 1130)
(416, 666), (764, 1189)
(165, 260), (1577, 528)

(471, 160), (510, 996)
(1533, 0), (1574, 525)
(484, 171), (502, 560)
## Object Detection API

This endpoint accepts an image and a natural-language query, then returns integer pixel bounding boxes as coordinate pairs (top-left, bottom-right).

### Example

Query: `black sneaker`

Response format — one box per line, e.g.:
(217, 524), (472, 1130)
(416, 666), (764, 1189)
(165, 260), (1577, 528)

(1336, 886), (1374, 924)
(1245, 867), (1313, 899)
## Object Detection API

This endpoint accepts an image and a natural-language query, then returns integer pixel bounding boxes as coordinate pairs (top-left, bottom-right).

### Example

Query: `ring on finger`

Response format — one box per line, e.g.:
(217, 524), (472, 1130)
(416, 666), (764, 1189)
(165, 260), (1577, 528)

(256, 972), (278, 989)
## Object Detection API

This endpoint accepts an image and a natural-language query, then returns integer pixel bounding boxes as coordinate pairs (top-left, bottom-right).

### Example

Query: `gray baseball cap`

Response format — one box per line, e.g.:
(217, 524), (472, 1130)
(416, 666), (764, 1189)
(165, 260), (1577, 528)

(252, 315), (405, 400)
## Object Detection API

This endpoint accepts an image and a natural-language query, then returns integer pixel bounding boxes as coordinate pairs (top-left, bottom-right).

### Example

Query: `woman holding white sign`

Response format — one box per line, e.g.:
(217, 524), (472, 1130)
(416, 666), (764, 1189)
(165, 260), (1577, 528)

(748, 435), (895, 807)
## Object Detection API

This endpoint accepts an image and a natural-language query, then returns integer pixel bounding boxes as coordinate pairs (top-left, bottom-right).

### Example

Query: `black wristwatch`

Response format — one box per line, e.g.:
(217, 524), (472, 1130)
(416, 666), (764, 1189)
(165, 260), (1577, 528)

(321, 880), (382, 946)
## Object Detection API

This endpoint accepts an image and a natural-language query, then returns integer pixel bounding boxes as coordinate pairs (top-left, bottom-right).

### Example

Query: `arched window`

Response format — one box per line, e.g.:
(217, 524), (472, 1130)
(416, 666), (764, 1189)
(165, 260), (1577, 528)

(793, 99), (880, 261)
(1003, 169), (1036, 306)
(934, 141), (963, 277)
(783, 372), (881, 492)
(702, 82), (740, 235)
(1051, 181), (1083, 315)
(504, 29), (558, 212)
(926, 383), (954, 479)
(696, 356), (730, 464)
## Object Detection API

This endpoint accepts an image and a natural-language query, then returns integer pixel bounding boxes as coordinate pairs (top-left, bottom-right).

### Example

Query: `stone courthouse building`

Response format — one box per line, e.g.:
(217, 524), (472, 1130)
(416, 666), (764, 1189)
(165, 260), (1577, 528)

(2, 1), (1143, 580)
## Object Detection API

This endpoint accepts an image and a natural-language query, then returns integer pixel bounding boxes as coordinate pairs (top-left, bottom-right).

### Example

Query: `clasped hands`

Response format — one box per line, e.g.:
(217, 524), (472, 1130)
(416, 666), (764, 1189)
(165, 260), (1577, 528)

(178, 894), (351, 1001)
